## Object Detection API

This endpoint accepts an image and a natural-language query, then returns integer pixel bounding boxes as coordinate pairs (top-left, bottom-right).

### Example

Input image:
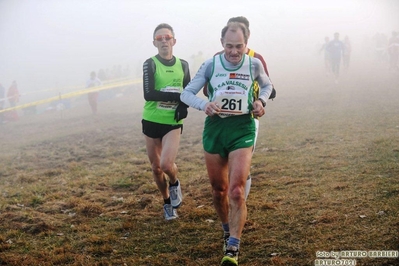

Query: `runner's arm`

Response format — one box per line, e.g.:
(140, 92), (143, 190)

(252, 58), (273, 102)
(181, 59), (213, 111)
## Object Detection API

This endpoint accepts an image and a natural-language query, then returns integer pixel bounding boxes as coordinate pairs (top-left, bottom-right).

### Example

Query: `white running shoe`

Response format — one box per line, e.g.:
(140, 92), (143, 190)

(169, 180), (182, 208)
(163, 204), (178, 220)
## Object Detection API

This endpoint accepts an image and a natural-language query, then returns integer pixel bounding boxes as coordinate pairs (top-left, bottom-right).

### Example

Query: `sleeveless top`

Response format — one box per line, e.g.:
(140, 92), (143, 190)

(142, 56), (184, 125)
(207, 54), (254, 118)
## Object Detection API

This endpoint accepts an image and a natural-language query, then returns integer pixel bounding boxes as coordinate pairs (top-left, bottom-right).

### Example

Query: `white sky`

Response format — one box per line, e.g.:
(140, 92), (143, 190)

(0, 0), (398, 98)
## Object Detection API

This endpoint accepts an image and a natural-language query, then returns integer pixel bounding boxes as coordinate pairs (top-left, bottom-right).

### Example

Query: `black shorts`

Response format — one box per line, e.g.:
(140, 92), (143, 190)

(142, 119), (183, 139)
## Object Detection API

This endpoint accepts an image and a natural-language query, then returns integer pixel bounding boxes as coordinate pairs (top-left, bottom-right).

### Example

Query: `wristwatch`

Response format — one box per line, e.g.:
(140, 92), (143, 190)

(258, 98), (266, 107)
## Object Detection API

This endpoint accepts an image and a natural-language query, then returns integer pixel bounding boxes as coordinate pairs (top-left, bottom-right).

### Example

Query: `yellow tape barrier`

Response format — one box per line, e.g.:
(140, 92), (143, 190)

(0, 78), (141, 114)
(20, 77), (137, 96)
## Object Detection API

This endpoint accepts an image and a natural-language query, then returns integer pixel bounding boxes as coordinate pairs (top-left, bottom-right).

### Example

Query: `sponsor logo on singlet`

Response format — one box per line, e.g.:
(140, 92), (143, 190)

(229, 73), (250, 80)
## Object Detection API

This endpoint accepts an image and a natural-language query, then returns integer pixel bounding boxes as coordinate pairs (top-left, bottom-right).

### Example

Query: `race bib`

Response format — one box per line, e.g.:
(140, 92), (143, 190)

(214, 90), (249, 118)
(157, 86), (180, 110)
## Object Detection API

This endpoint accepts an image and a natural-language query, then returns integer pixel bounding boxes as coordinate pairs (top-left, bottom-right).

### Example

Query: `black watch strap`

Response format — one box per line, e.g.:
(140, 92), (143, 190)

(258, 98), (266, 107)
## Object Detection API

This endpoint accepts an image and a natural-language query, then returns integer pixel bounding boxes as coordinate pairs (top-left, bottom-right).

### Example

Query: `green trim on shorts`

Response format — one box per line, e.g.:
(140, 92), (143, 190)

(202, 114), (255, 158)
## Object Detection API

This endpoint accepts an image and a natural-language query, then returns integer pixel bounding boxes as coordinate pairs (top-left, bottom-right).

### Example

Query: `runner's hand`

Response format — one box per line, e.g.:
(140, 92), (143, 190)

(174, 102), (188, 122)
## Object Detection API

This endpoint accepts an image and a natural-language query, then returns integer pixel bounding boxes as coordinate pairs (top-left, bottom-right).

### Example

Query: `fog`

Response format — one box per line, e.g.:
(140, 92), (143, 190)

(0, 0), (398, 104)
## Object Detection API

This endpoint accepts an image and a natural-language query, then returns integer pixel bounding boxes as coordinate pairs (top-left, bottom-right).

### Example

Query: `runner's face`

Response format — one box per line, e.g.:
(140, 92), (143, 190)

(222, 29), (246, 65)
(153, 28), (176, 58)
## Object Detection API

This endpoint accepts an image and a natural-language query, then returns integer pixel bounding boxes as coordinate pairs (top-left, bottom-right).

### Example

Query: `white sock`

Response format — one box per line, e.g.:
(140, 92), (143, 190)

(244, 175), (252, 201)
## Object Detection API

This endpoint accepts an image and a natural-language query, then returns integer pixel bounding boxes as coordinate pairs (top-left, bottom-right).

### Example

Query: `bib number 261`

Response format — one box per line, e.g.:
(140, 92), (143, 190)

(221, 98), (242, 112)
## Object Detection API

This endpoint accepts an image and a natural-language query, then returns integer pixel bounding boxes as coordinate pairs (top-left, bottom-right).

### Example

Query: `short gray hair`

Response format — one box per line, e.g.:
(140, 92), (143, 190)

(153, 23), (175, 39)
(221, 22), (249, 44)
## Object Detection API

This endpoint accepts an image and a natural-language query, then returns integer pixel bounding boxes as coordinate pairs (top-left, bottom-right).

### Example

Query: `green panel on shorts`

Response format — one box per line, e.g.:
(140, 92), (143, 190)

(202, 114), (255, 157)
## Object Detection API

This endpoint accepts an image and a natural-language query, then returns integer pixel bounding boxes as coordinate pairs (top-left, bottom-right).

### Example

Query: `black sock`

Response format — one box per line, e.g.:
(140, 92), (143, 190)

(164, 197), (171, 205)
(169, 179), (179, 187)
